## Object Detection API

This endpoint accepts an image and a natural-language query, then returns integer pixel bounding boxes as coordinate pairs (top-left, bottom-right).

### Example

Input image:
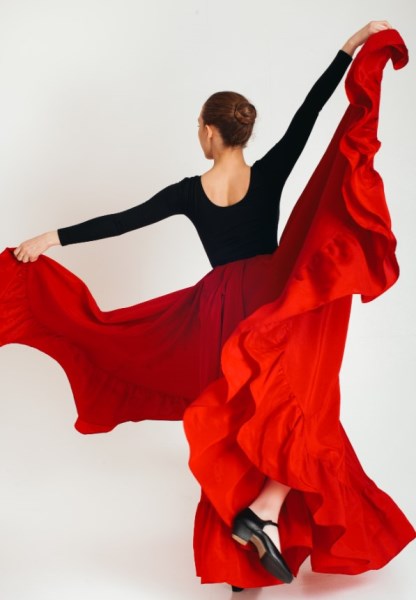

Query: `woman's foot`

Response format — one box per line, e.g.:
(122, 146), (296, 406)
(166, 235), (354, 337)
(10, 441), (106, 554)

(250, 513), (281, 552)
(231, 508), (293, 584)
(248, 478), (291, 552)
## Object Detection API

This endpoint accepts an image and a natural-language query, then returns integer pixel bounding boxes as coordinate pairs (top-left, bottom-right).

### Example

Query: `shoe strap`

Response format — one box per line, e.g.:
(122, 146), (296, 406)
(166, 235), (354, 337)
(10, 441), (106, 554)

(261, 519), (278, 528)
(246, 508), (279, 529)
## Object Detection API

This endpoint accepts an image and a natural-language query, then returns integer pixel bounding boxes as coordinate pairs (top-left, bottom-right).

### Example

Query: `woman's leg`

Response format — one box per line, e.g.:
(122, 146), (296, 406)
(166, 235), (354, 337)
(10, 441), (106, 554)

(248, 478), (291, 552)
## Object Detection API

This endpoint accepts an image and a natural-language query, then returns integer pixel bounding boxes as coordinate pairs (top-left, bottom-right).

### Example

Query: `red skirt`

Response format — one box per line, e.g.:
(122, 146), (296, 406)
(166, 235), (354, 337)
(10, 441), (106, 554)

(0, 30), (414, 588)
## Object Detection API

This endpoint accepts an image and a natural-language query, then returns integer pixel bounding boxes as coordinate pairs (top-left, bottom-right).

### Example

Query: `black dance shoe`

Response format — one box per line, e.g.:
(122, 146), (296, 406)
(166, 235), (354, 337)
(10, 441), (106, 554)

(231, 508), (294, 584)
(231, 585), (244, 592)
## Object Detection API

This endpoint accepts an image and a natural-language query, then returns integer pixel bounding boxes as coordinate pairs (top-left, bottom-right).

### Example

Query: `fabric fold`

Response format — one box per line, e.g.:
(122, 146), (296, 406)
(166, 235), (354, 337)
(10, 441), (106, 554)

(182, 29), (415, 586)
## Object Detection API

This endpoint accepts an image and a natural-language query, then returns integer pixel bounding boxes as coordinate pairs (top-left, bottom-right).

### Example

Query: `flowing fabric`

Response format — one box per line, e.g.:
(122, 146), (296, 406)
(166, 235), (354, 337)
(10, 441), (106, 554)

(0, 29), (414, 588)
(182, 30), (415, 586)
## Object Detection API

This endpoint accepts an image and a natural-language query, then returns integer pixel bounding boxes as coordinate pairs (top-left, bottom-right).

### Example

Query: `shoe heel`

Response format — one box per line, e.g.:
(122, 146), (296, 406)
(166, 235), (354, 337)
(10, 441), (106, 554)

(231, 521), (253, 545)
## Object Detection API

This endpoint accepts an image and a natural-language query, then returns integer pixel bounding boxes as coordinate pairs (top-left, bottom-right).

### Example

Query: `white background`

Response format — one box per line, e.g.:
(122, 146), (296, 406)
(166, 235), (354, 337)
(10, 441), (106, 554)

(0, 1), (415, 598)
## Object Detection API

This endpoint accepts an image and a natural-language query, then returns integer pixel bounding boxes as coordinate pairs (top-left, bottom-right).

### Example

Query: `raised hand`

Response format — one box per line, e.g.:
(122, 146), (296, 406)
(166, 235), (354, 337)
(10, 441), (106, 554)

(341, 20), (393, 56)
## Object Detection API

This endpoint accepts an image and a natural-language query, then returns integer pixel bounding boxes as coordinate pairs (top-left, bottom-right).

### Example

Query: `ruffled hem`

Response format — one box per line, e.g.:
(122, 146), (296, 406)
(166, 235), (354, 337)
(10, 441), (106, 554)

(0, 248), (196, 431)
(183, 30), (415, 585)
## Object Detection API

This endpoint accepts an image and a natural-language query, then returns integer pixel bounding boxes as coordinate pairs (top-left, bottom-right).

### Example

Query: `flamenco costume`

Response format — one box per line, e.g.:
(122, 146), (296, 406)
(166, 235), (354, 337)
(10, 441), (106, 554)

(0, 30), (414, 588)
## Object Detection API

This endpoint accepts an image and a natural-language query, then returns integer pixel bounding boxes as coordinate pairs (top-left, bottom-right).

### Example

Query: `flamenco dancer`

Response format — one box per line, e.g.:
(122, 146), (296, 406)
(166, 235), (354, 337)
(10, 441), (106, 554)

(2, 20), (415, 592)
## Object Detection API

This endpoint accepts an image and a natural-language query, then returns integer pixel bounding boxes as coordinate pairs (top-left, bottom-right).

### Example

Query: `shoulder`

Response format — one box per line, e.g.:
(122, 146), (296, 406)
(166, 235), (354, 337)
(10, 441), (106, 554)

(161, 175), (198, 197)
(178, 175), (201, 197)
(167, 175), (200, 215)
(250, 157), (273, 180)
(173, 175), (199, 188)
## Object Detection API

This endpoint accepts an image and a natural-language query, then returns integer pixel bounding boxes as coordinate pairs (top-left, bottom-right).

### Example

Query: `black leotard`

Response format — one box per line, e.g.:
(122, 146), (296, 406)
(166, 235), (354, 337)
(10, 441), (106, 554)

(57, 50), (352, 267)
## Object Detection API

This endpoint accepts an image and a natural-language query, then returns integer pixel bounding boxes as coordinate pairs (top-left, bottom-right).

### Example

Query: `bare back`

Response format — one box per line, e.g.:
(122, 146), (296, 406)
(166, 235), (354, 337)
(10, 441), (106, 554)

(200, 165), (251, 208)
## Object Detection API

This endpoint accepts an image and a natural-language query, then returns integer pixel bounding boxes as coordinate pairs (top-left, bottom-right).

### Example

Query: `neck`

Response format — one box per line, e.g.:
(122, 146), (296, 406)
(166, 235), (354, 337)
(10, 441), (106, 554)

(211, 146), (247, 170)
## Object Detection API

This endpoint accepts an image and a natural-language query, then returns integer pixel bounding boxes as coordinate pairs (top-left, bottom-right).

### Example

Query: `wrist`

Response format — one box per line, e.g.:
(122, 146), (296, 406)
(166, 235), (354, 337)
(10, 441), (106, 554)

(46, 230), (60, 247)
(341, 37), (358, 57)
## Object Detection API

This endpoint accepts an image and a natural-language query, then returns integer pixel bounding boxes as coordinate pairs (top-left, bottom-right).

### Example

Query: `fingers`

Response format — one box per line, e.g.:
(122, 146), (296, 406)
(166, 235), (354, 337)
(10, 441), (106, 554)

(13, 246), (24, 261)
(352, 20), (394, 51)
(13, 246), (31, 263)
(13, 231), (58, 262)
(14, 240), (41, 263)
(369, 20), (393, 33)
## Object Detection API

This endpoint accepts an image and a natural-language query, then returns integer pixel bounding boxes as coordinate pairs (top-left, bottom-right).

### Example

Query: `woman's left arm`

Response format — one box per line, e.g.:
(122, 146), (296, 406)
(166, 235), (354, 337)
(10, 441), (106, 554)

(14, 178), (190, 262)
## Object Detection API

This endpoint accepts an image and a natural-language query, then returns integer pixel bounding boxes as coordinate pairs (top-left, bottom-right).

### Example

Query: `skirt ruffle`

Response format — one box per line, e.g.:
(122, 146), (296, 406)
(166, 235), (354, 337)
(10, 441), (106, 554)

(0, 29), (414, 588)
(183, 30), (415, 586)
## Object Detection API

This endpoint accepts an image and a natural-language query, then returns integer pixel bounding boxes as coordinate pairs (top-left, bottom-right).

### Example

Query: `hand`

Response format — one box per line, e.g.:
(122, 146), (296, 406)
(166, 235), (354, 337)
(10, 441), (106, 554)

(342, 21), (393, 57)
(14, 231), (60, 263)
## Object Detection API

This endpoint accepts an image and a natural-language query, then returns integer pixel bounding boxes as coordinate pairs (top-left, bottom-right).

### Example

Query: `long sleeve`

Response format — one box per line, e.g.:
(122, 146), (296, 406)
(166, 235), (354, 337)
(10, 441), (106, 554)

(254, 50), (352, 182)
(57, 178), (190, 246)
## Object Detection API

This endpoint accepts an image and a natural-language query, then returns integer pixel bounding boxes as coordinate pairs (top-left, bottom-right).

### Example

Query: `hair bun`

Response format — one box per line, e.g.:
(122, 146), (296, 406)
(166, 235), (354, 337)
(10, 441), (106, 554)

(202, 91), (256, 147)
(234, 101), (257, 126)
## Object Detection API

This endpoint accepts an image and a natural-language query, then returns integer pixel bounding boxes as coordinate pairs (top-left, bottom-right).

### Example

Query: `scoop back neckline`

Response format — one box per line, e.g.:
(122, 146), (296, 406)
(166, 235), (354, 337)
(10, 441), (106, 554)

(198, 167), (253, 209)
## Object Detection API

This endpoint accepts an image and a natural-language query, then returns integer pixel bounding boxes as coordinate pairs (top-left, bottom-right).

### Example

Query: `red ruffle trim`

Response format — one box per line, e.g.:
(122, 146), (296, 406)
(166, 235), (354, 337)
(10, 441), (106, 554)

(182, 30), (415, 586)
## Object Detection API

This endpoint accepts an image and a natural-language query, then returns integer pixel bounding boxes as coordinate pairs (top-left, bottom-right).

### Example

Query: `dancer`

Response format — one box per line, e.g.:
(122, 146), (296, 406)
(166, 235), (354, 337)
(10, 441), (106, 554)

(4, 21), (414, 592)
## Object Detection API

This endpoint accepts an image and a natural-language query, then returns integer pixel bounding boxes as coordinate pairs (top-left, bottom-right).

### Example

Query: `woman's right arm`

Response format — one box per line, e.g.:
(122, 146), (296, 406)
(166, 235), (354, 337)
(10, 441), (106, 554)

(341, 20), (392, 57)
(254, 21), (392, 184)
(253, 49), (352, 184)
(14, 178), (190, 263)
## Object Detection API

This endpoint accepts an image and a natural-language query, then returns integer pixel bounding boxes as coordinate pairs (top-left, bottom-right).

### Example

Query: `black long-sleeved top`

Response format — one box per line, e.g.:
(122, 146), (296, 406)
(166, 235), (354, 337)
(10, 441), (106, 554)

(58, 50), (352, 267)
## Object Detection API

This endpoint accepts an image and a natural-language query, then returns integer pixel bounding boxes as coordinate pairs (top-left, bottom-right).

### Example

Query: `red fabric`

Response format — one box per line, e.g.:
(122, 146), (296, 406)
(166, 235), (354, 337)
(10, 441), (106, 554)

(0, 29), (414, 587)
(182, 31), (415, 586)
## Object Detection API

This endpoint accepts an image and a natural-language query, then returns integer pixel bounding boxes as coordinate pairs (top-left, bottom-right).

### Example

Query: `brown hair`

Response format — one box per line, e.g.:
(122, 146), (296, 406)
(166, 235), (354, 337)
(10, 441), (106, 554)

(201, 91), (257, 148)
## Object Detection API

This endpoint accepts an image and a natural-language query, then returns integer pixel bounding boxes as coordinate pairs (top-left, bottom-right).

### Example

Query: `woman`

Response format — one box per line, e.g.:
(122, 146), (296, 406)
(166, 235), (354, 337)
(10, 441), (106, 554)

(6, 20), (415, 591)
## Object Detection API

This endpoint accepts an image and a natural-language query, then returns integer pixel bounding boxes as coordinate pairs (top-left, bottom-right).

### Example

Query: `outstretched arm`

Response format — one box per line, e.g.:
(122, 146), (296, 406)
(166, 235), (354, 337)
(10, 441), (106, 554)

(255, 50), (352, 181)
(14, 178), (189, 263)
(255, 20), (392, 183)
